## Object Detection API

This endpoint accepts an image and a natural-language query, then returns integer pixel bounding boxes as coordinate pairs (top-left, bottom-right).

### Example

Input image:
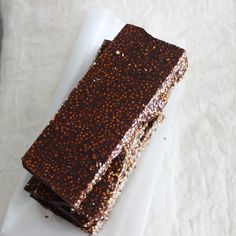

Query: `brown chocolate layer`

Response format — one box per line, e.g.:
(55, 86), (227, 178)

(24, 49), (187, 232)
(22, 24), (186, 212)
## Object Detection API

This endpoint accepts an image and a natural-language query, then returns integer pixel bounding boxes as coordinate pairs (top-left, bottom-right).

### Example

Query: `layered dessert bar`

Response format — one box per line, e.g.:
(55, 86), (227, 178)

(22, 24), (188, 234)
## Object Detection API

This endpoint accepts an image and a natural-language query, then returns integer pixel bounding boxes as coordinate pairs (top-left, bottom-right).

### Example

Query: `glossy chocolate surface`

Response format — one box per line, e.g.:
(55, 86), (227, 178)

(22, 24), (186, 223)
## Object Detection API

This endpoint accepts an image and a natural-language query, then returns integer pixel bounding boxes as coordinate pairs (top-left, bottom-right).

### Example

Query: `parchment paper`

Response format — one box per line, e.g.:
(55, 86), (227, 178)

(0, 8), (184, 236)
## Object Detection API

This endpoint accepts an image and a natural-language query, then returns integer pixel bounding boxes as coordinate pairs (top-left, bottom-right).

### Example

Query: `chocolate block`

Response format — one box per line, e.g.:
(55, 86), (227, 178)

(22, 24), (188, 234)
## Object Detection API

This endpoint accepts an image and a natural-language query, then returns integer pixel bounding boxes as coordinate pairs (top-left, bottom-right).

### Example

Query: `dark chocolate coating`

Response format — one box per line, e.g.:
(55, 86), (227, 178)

(22, 24), (185, 212)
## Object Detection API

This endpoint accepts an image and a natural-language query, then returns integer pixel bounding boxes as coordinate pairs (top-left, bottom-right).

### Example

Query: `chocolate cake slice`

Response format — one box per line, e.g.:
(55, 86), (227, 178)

(22, 24), (188, 234)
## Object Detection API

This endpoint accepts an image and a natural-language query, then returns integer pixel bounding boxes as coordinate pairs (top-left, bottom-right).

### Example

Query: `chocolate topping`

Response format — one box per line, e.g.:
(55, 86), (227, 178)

(22, 24), (188, 234)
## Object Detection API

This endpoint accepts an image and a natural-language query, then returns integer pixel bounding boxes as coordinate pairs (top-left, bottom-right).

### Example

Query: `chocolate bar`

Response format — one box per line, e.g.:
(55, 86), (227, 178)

(22, 24), (188, 234)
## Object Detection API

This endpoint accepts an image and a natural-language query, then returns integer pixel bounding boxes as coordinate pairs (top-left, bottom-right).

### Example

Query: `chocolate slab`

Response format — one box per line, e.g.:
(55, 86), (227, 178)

(22, 24), (188, 234)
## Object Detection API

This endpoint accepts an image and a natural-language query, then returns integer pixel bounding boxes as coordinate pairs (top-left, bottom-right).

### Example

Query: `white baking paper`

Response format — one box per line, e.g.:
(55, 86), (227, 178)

(0, 7), (184, 236)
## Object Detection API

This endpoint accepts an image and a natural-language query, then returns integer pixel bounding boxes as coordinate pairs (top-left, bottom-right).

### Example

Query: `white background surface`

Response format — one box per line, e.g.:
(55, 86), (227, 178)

(0, 1), (236, 236)
(1, 9), (177, 236)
